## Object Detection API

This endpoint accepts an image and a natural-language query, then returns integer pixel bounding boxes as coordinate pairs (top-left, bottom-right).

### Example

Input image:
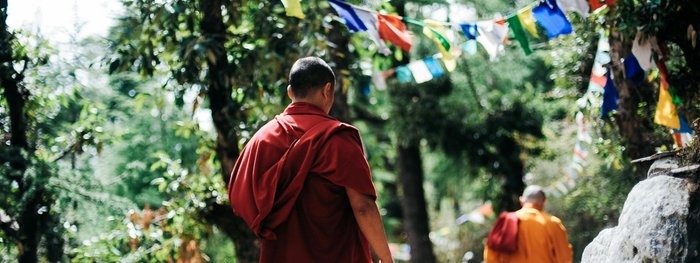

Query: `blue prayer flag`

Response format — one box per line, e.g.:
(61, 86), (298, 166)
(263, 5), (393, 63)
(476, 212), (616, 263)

(459, 23), (478, 40)
(601, 72), (618, 118)
(423, 57), (445, 78)
(673, 117), (693, 134)
(327, 0), (367, 32)
(532, 0), (573, 39)
(462, 40), (478, 54)
(396, 66), (414, 83)
(623, 54), (644, 85)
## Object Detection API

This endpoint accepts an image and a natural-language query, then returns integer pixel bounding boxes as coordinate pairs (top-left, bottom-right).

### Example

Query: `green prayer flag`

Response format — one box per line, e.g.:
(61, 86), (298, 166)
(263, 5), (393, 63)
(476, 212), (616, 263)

(506, 15), (532, 55)
(428, 27), (451, 51)
(402, 17), (424, 27)
(669, 87), (683, 105)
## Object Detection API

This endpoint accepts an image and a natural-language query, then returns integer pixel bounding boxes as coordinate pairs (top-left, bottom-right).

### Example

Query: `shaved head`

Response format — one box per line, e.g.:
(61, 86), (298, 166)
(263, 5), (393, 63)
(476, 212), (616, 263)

(522, 185), (546, 204)
(289, 57), (335, 98)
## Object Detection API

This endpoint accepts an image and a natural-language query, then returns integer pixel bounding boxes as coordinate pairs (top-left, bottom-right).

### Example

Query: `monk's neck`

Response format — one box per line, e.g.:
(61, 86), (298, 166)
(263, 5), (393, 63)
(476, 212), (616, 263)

(291, 99), (327, 113)
(522, 203), (544, 211)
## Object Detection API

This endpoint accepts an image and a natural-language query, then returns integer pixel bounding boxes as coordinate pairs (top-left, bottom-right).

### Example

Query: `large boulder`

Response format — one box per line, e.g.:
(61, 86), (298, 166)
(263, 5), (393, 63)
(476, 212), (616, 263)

(581, 175), (694, 263)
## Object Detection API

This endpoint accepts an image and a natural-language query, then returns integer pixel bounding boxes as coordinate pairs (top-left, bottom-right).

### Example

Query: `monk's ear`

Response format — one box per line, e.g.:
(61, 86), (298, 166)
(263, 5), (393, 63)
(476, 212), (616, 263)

(326, 82), (335, 95)
(287, 85), (293, 100)
(322, 82), (333, 98)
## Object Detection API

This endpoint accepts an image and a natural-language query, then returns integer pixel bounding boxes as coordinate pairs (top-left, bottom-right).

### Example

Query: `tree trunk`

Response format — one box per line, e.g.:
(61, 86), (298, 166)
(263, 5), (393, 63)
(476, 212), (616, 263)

(17, 195), (40, 263)
(386, 1), (436, 261)
(199, 1), (258, 262)
(397, 143), (437, 263)
(1, 2), (43, 262)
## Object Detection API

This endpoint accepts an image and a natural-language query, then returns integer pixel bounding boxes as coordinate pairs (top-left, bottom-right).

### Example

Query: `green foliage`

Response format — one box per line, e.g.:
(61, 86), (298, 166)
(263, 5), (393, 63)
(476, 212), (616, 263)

(0, 26), (113, 260)
(7, 0), (700, 261)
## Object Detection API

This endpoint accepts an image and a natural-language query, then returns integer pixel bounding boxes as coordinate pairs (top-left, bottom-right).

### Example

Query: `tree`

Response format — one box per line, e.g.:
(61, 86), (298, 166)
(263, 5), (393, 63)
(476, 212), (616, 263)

(1, 2), (110, 261)
(604, 0), (700, 174)
(1, 2), (57, 261)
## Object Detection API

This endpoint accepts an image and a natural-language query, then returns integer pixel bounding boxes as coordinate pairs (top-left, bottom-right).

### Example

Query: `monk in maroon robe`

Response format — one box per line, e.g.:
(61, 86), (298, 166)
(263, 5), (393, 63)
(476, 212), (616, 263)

(228, 57), (393, 263)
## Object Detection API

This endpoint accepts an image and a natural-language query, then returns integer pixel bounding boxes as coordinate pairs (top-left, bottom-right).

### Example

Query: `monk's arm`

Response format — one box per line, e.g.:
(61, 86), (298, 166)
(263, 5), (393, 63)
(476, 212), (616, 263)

(551, 219), (573, 263)
(346, 187), (393, 263)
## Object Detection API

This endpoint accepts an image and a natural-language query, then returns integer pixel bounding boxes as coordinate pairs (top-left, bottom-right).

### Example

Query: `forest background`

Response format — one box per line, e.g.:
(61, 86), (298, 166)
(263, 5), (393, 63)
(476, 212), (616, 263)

(2, 0), (699, 262)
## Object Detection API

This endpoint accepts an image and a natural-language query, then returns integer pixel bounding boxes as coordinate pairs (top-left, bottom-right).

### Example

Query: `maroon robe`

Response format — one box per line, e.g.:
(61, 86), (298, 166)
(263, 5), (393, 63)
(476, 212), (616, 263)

(228, 102), (377, 263)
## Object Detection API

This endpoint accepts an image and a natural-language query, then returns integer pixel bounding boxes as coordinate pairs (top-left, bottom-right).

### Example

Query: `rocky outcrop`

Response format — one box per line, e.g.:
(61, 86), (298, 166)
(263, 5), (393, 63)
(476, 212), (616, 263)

(581, 174), (697, 263)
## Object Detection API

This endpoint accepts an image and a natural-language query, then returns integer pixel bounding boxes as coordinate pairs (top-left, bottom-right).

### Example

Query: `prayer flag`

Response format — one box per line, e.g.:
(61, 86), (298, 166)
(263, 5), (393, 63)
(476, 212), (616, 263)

(476, 20), (509, 61)
(632, 32), (656, 71)
(673, 116), (693, 134)
(601, 72), (618, 118)
(281, 0), (305, 19)
(673, 132), (694, 148)
(590, 72), (606, 88)
(654, 73), (681, 129)
(623, 54), (644, 85)
(592, 63), (607, 78)
(327, 0), (367, 32)
(571, 161), (584, 173)
(574, 142), (588, 162)
(517, 6), (539, 38)
(423, 20), (451, 52)
(408, 60), (433, 84)
(396, 66), (413, 83)
(506, 15), (532, 55)
(423, 20), (457, 71)
(378, 14), (412, 52)
(353, 8), (391, 55)
(532, 0), (573, 39)
(588, 0), (605, 12)
(372, 71), (387, 90)
(557, 0), (589, 17)
(423, 57), (445, 78)
(588, 33), (609, 93)
(587, 77), (604, 93)
(565, 169), (578, 182)
(594, 35), (611, 65)
(576, 111), (593, 143)
(459, 23), (478, 40)
(463, 40), (478, 55)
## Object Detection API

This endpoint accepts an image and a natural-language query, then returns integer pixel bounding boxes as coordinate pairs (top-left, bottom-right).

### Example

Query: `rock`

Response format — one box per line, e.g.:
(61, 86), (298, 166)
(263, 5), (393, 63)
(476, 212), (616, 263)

(647, 157), (680, 178)
(581, 175), (691, 263)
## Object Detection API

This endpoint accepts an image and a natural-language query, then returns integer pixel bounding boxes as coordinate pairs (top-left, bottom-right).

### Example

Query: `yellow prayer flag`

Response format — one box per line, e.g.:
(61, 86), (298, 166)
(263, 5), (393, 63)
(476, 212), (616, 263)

(517, 6), (538, 38)
(654, 79), (681, 129)
(441, 56), (457, 72)
(422, 20), (456, 71)
(281, 0), (304, 19)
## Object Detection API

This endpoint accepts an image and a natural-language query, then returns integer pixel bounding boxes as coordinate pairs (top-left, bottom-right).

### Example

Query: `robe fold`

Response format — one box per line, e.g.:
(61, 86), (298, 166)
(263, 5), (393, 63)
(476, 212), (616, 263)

(228, 102), (377, 263)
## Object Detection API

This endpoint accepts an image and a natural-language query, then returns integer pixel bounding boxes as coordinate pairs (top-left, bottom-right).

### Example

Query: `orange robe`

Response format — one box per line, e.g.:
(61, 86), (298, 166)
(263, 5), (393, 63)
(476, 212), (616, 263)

(228, 102), (377, 263)
(484, 204), (573, 263)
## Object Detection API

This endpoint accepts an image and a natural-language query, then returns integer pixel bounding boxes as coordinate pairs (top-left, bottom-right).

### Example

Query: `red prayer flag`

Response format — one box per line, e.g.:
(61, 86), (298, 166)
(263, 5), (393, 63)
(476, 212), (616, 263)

(591, 72), (607, 88)
(378, 14), (412, 52)
(588, 0), (605, 11)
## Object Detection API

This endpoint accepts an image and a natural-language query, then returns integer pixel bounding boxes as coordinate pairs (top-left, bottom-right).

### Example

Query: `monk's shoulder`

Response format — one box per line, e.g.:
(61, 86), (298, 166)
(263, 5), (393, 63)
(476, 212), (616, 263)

(245, 118), (287, 150)
(543, 212), (564, 225)
(327, 122), (363, 143)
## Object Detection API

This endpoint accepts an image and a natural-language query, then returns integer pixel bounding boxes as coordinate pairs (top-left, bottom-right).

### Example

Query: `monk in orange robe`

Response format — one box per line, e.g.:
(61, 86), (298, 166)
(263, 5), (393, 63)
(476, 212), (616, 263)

(484, 185), (573, 263)
(228, 57), (393, 263)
